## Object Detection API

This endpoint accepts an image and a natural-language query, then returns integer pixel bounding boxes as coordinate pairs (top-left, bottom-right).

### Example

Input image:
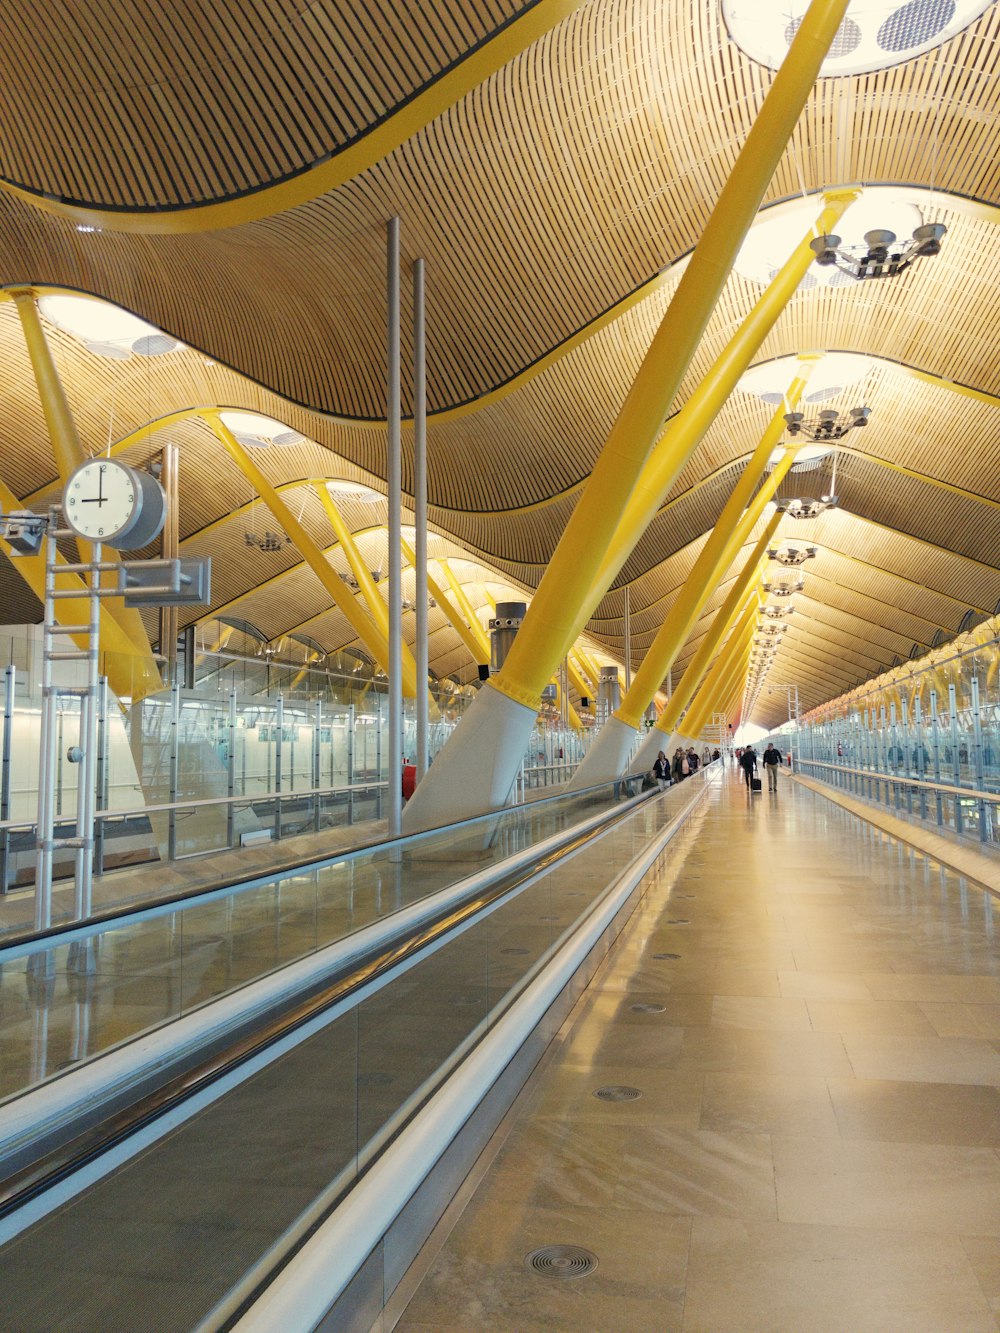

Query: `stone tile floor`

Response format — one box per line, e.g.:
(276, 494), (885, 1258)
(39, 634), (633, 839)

(398, 771), (1000, 1332)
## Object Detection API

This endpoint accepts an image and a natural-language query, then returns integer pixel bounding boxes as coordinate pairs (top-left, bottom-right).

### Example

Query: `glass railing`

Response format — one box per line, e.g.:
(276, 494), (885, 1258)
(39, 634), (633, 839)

(0, 776), (706, 1332)
(0, 779), (631, 1104)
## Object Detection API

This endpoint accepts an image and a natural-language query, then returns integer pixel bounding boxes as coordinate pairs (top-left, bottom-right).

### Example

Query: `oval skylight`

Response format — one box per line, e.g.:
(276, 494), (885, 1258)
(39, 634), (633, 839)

(738, 352), (875, 402)
(722, 0), (990, 77)
(769, 443), (834, 470)
(39, 294), (180, 356)
(735, 191), (924, 288)
(220, 410), (302, 448)
(326, 479), (382, 502)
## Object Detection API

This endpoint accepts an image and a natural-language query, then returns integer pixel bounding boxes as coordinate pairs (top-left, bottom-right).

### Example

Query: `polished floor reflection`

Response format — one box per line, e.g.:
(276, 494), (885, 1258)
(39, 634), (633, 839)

(399, 770), (1000, 1332)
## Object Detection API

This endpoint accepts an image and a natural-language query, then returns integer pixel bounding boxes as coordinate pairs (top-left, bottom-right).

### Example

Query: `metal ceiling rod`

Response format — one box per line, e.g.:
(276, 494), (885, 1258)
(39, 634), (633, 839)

(413, 258), (429, 782)
(387, 217), (403, 839)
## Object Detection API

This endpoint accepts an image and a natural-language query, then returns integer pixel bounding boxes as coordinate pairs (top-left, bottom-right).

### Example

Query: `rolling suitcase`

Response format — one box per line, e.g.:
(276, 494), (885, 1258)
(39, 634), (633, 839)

(750, 776), (762, 792)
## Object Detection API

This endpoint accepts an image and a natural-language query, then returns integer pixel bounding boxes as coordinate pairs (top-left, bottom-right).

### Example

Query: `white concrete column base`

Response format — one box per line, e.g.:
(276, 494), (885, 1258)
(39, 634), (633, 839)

(402, 682), (538, 833)
(566, 715), (638, 790)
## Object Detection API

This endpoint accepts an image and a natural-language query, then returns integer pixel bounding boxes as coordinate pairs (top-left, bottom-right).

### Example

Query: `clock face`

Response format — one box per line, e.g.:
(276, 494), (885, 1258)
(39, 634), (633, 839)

(64, 460), (138, 541)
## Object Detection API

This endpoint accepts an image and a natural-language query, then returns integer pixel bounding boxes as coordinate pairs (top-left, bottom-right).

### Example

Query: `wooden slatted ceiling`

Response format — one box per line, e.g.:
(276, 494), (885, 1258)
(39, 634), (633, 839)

(0, 0), (523, 208)
(0, 3), (997, 420)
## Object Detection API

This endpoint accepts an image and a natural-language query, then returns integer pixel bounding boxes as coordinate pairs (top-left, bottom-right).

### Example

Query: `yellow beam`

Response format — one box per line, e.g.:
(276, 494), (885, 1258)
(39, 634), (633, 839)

(439, 560), (491, 661)
(10, 287), (162, 689)
(315, 483), (391, 639)
(402, 539), (488, 666)
(208, 415), (420, 696)
(487, 0), (851, 712)
(653, 509), (783, 738)
(614, 372), (811, 727)
(682, 603), (758, 736)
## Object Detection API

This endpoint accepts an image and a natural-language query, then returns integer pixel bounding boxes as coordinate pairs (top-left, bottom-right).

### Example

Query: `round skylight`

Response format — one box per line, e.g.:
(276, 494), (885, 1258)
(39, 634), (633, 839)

(738, 352), (875, 402)
(768, 443), (834, 470)
(326, 479), (382, 502)
(734, 190), (924, 289)
(39, 294), (181, 358)
(722, 0), (990, 77)
(220, 410), (302, 448)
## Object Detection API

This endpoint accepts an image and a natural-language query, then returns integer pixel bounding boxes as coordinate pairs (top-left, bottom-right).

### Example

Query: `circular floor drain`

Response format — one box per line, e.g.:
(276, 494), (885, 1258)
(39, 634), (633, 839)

(630, 1002), (666, 1013)
(524, 1245), (599, 1278)
(652, 952), (681, 960)
(500, 946), (529, 955)
(592, 1084), (643, 1101)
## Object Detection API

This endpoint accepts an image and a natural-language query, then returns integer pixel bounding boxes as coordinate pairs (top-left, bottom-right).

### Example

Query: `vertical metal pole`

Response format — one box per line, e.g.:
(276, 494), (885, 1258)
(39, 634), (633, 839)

(949, 682), (962, 834)
(623, 584), (632, 693)
(347, 703), (356, 825)
(226, 690), (237, 849)
(73, 539), (100, 923)
(387, 216), (403, 838)
(183, 624), (196, 691)
(167, 682), (179, 862)
(274, 692), (284, 840)
(313, 698), (323, 832)
(0, 665), (13, 893)
(94, 676), (109, 879)
(413, 257), (429, 782)
(159, 442), (180, 682)
(972, 676), (988, 840)
(35, 519), (58, 931)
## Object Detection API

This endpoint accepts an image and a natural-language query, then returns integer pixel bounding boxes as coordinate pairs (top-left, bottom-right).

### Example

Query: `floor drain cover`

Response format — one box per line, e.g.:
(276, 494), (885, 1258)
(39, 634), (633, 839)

(592, 1084), (643, 1101)
(500, 946), (529, 955)
(666, 918), (689, 925)
(524, 1245), (599, 1278)
(630, 1002), (666, 1013)
(652, 952), (681, 960)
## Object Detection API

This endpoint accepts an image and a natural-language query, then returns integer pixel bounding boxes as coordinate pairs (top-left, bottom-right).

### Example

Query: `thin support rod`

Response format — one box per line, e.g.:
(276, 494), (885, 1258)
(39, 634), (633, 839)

(623, 584), (632, 694)
(413, 258), (430, 781)
(387, 217), (404, 838)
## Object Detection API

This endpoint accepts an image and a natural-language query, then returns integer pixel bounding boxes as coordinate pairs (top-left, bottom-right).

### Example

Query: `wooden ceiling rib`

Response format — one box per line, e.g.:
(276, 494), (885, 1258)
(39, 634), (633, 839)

(0, 1), (998, 727)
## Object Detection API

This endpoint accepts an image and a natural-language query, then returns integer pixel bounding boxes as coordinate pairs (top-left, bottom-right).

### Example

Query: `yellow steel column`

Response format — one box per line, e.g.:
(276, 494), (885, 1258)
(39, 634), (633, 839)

(493, 161), (854, 705)
(582, 193), (855, 613)
(624, 510), (782, 774)
(685, 620), (756, 738)
(209, 417), (419, 697)
(10, 287), (162, 686)
(405, 0), (849, 829)
(440, 561), (491, 661)
(314, 484), (391, 640)
(402, 540), (489, 667)
(614, 380), (810, 729)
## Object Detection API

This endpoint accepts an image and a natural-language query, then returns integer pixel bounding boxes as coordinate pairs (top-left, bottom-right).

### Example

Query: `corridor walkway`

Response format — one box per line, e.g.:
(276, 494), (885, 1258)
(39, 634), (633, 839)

(398, 769), (1000, 1332)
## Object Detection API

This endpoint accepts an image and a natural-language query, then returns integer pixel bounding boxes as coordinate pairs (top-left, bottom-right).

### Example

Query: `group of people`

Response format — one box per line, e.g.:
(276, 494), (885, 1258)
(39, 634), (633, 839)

(644, 744), (721, 791)
(736, 742), (783, 791)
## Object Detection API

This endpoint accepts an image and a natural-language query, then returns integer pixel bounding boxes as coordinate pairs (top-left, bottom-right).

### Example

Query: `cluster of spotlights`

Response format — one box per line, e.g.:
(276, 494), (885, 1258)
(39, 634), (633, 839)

(784, 406), (869, 441)
(810, 223), (946, 279)
(778, 495), (839, 520)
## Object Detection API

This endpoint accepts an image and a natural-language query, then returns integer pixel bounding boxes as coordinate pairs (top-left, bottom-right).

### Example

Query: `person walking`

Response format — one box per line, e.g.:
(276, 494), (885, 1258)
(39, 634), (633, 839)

(738, 745), (758, 789)
(762, 741), (782, 791)
(653, 750), (670, 790)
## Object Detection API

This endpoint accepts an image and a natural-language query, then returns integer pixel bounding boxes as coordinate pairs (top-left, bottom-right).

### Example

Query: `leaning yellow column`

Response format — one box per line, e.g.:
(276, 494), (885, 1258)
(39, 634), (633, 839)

(570, 377), (809, 786)
(627, 512), (783, 773)
(678, 603), (758, 742)
(314, 484), (392, 640)
(439, 561), (491, 660)
(208, 416), (419, 695)
(10, 288), (161, 693)
(683, 618), (757, 741)
(404, 0), (851, 830)
(403, 541), (489, 668)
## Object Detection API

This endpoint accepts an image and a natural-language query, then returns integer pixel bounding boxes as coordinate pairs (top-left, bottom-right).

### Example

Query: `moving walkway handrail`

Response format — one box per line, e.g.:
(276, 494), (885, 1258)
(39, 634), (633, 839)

(0, 785), (654, 1213)
(0, 777), (631, 957)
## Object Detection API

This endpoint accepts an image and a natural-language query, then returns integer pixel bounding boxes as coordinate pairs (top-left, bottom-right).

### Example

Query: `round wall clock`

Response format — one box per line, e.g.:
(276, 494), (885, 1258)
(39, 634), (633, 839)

(63, 459), (167, 550)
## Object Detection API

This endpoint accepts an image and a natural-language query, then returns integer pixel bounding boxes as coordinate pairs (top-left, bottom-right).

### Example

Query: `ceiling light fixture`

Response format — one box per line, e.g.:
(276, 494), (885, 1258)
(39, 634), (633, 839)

(777, 496), (839, 520)
(766, 544), (817, 566)
(810, 224), (946, 279)
(784, 406), (869, 441)
(762, 573), (805, 596)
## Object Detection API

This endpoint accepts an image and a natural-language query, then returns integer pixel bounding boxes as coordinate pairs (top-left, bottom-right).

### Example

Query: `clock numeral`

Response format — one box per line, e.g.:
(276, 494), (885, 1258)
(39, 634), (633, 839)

(98, 528), (104, 536)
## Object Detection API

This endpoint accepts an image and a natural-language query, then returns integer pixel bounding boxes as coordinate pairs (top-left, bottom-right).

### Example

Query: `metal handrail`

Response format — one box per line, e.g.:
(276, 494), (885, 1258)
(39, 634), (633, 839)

(799, 758), (1000, 805)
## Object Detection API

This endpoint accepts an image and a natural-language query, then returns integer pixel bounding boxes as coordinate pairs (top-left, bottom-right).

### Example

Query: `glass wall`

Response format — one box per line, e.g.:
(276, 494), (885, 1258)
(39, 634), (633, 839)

(778, 616), (1000, 846)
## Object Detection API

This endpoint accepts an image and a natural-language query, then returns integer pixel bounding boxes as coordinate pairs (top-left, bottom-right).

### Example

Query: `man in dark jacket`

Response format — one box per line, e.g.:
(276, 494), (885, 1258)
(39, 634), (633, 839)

(762, 741), (783, 791)
(738, 746), (758, 788)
